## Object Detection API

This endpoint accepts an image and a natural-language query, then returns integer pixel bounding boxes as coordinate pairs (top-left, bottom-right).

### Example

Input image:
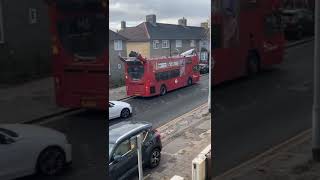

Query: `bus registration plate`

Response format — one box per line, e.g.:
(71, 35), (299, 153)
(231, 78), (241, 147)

(81, 99), (97, 108)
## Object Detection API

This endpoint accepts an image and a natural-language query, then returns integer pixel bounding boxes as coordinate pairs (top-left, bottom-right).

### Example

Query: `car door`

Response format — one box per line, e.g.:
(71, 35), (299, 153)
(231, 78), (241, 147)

(109, 138), (137, 179)
(109, 102), (117, 119)
(0, 133), (26, 179)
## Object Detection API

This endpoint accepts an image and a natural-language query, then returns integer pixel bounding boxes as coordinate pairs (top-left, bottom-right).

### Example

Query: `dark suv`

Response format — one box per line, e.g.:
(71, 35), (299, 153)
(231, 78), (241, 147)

(108, 121), (162, 180)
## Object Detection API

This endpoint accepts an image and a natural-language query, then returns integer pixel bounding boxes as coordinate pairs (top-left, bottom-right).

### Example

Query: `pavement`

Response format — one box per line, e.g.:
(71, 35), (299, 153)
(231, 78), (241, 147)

(0, 77), (66, 124)
(109, 86), (128, 101)
(214, 129), (320, 180)
(133, 103), (211, 180)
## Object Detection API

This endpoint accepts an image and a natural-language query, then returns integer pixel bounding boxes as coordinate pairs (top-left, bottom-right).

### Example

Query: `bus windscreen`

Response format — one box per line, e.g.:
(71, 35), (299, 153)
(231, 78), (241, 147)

(57, 15), (105, 59)
(127, 61), (144, 81)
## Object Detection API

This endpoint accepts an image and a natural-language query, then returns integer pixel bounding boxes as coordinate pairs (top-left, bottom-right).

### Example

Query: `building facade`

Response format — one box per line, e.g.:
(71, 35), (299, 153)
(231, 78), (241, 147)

(118, 15), (210, 61)
(0, 0), (51, 83)
(109, 30), (128, 88)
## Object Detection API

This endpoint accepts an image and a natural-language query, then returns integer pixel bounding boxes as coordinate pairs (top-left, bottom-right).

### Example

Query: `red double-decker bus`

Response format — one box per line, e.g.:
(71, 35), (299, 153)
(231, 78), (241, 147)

(212, 0), (285, 85)
(120, 49), (201, 97)
(45, 0), (107, 110)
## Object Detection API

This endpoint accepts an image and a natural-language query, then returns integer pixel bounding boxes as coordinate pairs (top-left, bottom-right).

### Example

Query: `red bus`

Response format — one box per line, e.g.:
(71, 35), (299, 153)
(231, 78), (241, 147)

(45, 0), (107, 110)
(119, 49), (201, 97)
(212, 0), (285, 85)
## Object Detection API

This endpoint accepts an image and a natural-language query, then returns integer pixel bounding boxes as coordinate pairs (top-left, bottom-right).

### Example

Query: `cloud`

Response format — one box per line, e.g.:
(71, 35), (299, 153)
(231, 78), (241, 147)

(109, 0), (210, 30)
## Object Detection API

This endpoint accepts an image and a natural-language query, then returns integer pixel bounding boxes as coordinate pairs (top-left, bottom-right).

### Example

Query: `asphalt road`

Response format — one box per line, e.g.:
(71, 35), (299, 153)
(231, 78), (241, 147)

(18, 75), (209, 180)
(109, 74), (209, 128)
(213, 41), (314, 176)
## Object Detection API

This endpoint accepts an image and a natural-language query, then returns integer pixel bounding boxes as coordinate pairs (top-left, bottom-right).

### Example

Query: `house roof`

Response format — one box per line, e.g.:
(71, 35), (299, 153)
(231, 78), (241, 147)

(109, 30), (128, 41)
(118, 22), (208, 42)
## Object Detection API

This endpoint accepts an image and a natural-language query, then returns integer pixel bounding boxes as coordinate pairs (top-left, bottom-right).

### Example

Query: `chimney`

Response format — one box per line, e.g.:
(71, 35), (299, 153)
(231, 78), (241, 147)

(178, 17), (187, 27)
(146, 14), (156, 25)
(201, 22), (208, 29)
(121, 21), (126, 30)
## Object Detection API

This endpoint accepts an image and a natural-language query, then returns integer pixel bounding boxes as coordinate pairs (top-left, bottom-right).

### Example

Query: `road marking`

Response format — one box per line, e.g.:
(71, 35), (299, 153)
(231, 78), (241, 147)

(214, 128), (311, 180)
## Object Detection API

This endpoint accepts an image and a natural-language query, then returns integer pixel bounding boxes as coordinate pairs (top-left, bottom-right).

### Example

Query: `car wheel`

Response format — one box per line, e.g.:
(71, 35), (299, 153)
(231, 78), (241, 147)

(148, 148), (161, 168)
(160, 85), (167, 96)
(120, 108), (130, 118)
(37, 147), (66, 176)
(187, 78), (193, 86)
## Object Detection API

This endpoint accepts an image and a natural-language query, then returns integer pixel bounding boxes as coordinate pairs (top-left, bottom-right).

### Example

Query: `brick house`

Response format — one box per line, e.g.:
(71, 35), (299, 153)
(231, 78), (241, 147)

(109, 30), (128, 88)
(118, 15), (210, 62)
(0, 0), (51, 83)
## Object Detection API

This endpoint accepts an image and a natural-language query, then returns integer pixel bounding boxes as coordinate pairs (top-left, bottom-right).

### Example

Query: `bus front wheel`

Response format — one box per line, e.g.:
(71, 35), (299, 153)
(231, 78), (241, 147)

(160, 85), (167, 96)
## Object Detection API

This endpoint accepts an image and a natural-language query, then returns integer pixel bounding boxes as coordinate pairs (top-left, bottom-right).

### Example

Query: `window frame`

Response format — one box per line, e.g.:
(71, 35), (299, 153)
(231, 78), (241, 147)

(176, 40), (182, 48)
(29, 8), (38, 24)
(113, 139), (132, 159)
(162, 40), (169, 49)
(114, 40), (123, 51)
(153, 40), (160, 49)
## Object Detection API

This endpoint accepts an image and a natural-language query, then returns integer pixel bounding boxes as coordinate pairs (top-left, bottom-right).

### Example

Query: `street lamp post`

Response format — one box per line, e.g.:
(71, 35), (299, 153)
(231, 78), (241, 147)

(137, 134), (144, 179)
(312, 0), (320, 162)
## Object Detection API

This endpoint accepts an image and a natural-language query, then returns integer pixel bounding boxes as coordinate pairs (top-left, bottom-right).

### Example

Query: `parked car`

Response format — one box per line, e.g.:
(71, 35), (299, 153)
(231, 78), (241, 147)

(281, 9), (314, 40)
(108, 121), (162, 180)
(109, 101), (133, 120)
(0, 124), (72, 180)
(199, 63), (209, 74)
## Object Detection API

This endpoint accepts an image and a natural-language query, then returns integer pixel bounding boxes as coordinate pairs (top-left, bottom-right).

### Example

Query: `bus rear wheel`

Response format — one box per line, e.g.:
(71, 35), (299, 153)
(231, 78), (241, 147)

(187, 78), (193, 86)
(160, 85), (167, 96)
(247, 53), (260, 77)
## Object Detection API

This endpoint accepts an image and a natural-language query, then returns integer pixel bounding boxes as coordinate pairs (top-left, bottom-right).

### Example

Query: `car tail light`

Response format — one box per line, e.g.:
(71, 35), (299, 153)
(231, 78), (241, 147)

(154, 129), (161, 139)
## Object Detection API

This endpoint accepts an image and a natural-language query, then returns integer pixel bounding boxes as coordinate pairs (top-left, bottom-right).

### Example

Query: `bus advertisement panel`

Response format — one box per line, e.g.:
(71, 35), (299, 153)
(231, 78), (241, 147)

(120, 49), (201, 97)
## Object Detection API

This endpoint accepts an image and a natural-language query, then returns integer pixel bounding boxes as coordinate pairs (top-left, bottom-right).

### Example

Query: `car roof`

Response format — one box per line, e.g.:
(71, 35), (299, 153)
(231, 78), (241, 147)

(109, 121), (152, 144)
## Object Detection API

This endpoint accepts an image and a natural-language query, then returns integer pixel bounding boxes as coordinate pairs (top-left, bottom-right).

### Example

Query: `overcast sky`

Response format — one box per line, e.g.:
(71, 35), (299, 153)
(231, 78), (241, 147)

(109, 0), (210, 31)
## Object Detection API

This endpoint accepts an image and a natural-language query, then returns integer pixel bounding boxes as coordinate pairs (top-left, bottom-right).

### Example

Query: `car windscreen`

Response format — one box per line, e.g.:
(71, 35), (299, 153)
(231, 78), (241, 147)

(127, 61), (144, 81)
(0, 128), (18, 138)
(57, 14), (105, 59)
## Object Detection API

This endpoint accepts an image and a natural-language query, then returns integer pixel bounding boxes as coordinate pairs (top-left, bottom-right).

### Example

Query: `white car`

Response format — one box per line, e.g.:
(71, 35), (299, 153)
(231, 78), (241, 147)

(0, 124), (72, 180)
(109, 101), (133, 120)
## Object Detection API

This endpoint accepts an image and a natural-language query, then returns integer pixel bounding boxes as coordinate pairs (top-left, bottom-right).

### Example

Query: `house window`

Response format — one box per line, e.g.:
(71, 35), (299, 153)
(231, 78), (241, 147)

(190, 40), (196, 47)
(153, 40), (160, 49)
(0, 0), (4, 43)
(176, 40), (182, 48)
(200, 52), (208, 61)
(162, 40), (169, 48)
(114, 40), (123, 51)
(29, 8), (38, 24)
